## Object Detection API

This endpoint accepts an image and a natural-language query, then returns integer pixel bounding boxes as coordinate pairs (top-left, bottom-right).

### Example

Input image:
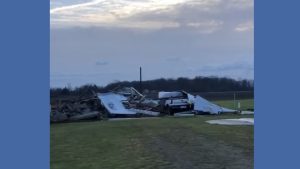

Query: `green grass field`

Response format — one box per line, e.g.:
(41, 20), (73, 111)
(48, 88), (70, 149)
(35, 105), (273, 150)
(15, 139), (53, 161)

(213, 99), (254, 110)
(51, 99), (254, 169)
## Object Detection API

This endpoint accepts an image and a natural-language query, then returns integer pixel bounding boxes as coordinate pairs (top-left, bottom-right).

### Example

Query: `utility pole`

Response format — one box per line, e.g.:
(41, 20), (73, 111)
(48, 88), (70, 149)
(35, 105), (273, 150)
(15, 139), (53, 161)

(139, 66), (142, 93)
(233, 92), (236, 109)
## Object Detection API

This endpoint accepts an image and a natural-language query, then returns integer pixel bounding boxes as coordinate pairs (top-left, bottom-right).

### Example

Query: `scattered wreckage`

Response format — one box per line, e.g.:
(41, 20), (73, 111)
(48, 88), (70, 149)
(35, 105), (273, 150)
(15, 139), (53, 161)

(50, 97), (103, 123)
(97, 87), (238, 117)
(50, 87), (241, 123)
(97, 87), (161, 117)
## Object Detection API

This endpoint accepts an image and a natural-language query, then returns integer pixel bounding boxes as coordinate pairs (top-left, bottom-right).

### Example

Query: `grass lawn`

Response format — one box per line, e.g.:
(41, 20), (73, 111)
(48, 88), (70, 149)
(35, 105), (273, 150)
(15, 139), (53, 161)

(51, 114), (253, 169)
(213, 99), (254, 111)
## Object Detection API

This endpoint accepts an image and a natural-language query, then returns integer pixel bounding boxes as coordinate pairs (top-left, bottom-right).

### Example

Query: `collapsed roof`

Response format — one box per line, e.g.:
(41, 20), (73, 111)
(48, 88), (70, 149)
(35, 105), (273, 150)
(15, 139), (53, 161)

(98, 92), (136, 115)
(193, 95), (237, 114)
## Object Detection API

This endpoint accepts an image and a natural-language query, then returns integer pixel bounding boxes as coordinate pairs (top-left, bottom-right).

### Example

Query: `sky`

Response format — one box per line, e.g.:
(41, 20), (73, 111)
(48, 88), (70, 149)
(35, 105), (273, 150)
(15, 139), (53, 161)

(50, 0), (254, 88)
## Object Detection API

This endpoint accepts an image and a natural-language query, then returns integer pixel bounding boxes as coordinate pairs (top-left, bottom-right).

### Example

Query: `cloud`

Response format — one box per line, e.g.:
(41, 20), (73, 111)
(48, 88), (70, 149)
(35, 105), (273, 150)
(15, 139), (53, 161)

(198, 62), (253, 72)
(50, 0), (253, 32)
(50, 0), (103, 14)
(226, 0), (253, 10)
(186, 20), (223, 33)
(50, 0), (191, 28)
(50, 72), (122, 87)
(187, 61), (254, 79)
(50, 0), (254, 87)
(95, 61), (109, 66)
(235, 21), (253, 32)
(51, 22), (253, 86)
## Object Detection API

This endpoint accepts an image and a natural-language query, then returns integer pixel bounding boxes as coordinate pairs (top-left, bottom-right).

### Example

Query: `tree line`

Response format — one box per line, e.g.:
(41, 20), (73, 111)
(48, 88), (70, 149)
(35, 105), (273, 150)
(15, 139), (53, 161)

(50, 76), (254, 99)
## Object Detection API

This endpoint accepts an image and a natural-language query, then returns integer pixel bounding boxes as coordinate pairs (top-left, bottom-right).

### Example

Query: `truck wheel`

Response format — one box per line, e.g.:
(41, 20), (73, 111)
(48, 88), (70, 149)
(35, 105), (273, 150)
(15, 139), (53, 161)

(165, 106), (173, 115)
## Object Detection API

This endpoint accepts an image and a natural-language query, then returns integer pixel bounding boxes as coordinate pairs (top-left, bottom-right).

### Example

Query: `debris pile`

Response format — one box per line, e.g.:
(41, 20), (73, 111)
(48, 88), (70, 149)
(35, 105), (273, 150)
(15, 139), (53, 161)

(50, 86), (244, 123)
(112, 87), (160, 112)
(97, 87), (238, 117)
(50, 97), (103, 123)
(98, 87), (161, 117)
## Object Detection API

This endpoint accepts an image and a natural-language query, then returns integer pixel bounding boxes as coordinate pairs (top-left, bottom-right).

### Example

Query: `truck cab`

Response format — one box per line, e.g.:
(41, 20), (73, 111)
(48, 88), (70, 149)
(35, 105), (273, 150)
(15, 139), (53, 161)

(158, 91), (194, 115)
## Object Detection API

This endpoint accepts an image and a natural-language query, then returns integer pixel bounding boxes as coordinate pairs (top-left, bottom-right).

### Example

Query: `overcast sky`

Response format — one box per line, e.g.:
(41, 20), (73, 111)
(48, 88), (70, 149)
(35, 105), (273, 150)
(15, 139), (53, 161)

(50, 0), (254, 88)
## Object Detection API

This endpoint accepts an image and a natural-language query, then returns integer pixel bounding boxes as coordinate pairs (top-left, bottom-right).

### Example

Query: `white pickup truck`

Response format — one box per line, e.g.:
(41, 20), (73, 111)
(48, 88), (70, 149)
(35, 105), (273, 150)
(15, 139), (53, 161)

(158, 91), (194, 115)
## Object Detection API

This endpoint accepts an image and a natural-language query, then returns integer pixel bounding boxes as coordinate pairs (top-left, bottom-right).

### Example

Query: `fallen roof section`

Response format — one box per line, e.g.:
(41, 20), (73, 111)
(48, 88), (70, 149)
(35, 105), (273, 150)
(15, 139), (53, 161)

(193, 95), (237, 114)
(97, 92), (136, 115)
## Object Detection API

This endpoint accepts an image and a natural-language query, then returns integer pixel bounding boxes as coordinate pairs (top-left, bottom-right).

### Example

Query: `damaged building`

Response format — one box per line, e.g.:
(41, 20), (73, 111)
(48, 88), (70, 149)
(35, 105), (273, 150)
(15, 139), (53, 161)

(51, 87), (239, 123)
